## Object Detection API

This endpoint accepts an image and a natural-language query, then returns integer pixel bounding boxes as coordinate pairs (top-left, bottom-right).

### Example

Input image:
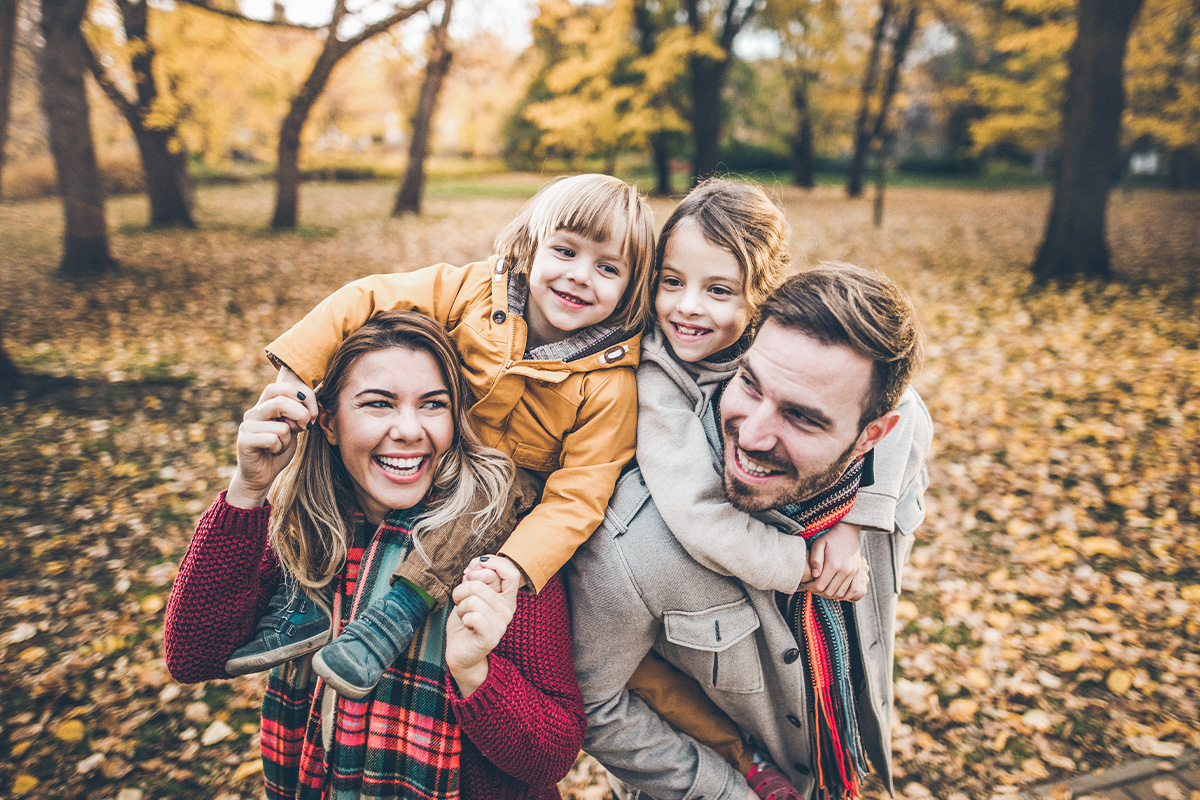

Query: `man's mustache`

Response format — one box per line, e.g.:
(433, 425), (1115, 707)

(724, 423), (791, 473)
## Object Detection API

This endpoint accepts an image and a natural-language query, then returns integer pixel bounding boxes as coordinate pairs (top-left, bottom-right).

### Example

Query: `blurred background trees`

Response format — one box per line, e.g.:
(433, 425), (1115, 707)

(0, 0), (1196, 273)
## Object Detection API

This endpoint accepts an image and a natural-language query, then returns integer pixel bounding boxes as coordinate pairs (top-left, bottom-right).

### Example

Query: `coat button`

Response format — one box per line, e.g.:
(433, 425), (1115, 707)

(792, 762), (811, 775)
(492, 310), (506, 324)
(786, 713), (801, 727)
(783, 648), (801, 664)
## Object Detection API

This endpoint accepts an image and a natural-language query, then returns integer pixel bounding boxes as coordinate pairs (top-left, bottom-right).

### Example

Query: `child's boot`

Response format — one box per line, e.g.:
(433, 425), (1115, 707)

(747, 759), (805, 800)
(311, 580), (432, 699)
(225, 580), (331, 676)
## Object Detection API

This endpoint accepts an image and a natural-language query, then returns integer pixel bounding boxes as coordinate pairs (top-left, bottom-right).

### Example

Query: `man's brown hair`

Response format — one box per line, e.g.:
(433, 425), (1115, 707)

(757, 263), (923, 426)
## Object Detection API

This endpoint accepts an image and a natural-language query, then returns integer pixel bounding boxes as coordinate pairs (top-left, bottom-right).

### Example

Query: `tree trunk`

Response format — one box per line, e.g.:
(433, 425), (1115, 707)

(1032, 0), (1143, 282)
(689, 54), (729, 182)
(393, 0), (453, 216)
(650, 131), (672, 196)
(272, 44), (342, 229)
(39, 0), (115, 277)
(790, 76), (815, 189)
(271, 0), (433, 229)
(0, 0), (18, 201)
(847, 0), (892, 198)
(118, 0), (193, 226)
(134, 127), (195, 226)
(0, 330), (19, 396)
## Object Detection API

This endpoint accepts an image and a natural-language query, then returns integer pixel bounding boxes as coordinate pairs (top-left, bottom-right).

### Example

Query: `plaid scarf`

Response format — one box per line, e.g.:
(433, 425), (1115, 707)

(779, 456), (869, 800)
(261, 508), (461, 800)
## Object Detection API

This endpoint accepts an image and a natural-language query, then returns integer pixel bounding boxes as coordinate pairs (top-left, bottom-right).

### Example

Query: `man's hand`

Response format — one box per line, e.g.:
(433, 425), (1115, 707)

(801, 521), (870, 601)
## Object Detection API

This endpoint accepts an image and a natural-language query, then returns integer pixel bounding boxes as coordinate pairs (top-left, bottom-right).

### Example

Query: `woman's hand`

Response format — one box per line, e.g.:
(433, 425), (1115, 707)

(225, 383), (314, 509)
(445, 556), (521, 698)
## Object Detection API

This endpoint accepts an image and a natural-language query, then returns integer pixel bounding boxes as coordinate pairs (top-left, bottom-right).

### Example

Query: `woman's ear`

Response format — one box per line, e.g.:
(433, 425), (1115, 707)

(318, 404), (338, 445)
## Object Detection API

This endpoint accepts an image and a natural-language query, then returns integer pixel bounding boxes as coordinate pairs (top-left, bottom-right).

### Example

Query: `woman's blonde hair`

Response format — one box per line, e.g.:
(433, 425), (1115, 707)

(267, 311), (514, 595)
(655, 178), (791, 317)
(493, 173), (657, 332)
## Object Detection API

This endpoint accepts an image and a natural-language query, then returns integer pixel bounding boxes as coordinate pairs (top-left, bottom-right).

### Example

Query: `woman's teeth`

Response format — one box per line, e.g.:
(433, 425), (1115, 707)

(376, 455), (423, 475)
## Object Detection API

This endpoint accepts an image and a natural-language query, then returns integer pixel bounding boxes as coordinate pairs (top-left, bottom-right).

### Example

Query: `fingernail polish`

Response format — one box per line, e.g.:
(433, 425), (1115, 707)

(298, 391), (306, 401)
(479, 556), (490, 562)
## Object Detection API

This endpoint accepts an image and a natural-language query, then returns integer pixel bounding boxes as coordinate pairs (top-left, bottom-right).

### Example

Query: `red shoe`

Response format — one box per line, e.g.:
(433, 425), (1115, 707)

(747, 761), (805, 800)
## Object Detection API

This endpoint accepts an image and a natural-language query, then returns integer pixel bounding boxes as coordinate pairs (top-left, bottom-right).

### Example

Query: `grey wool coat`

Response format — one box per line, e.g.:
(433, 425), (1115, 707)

(566, 342), (932, 800)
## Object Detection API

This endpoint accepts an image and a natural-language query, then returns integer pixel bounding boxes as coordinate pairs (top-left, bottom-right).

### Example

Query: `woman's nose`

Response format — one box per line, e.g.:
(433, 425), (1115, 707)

(388, 408), (424, 441)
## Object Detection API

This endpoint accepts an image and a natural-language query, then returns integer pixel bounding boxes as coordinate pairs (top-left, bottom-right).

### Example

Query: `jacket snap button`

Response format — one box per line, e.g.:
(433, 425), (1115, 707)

(786, 713), (801, 727)
(783, 648), (801, 664)
(492, 311), (506, 324)
(792, 762), (811, 775)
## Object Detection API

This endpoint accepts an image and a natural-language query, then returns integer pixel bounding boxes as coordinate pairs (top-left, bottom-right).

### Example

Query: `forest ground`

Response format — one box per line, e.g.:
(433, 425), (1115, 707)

(1, 177), (1197, 799)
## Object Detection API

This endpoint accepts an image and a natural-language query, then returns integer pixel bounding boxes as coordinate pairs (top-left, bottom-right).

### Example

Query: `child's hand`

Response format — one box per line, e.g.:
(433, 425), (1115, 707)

(463, 554), (523, 595)
(801, 522), (870, 602)
(226, 383), (311, 509)
(274, 365), (318, 433)
(445, 556), (522, 697)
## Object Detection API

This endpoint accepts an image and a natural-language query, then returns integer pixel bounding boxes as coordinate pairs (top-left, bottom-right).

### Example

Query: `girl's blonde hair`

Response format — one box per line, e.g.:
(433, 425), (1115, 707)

(268, 311), (514, 595)
(493, 173), (657, 332)
(655, 178), (791, 316)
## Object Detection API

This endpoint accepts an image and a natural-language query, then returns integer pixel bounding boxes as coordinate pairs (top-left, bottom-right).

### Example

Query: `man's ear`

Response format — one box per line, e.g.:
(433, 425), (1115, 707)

(317, 405), (338, 445)
(851, 410), (900, 459)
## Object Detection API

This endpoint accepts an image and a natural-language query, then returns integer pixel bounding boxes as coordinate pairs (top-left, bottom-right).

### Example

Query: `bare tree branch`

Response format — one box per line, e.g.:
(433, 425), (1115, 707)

(341, 0), (435, 49)
(82, 39), (137, 123)
(173, 0), (328, 31)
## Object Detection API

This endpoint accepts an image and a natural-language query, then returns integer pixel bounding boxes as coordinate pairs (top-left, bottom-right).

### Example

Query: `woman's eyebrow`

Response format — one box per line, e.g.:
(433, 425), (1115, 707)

(354, 388), (450, 399)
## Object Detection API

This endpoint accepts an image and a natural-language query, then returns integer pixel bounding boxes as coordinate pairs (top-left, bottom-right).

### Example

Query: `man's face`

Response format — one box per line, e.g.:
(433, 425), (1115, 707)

(720, 319), (893, 512)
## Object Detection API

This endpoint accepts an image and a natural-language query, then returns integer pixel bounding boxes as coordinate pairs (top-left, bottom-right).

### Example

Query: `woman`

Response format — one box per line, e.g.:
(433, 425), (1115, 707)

(164, 311), (585, 800)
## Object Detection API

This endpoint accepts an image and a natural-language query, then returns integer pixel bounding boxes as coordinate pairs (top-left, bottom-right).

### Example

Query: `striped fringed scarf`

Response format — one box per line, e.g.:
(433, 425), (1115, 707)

(779, 456), (870, 800)
(261, 508), (461, 800)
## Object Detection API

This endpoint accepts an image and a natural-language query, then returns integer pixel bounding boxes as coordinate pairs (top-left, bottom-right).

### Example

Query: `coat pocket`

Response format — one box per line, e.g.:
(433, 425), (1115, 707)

(663, 599), (764, 694)
(512, 441), (561, 473)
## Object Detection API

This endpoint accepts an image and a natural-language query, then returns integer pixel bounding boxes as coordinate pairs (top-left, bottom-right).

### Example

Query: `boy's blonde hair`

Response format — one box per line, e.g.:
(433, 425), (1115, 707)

(268, 311), (514, 595)
(494, 174), (657, 332)
(655, 178), (791, 315)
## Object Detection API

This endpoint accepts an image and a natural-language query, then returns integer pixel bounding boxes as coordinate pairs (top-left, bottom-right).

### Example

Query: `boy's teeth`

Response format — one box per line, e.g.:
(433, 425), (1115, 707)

(736, 448), (774, 477)
(377, 455), (422, 474)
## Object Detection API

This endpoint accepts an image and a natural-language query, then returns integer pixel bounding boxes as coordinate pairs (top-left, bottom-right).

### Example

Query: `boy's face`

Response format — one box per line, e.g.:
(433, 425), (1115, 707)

(524, 226), (631, 348)
(655, 219), (752, 363)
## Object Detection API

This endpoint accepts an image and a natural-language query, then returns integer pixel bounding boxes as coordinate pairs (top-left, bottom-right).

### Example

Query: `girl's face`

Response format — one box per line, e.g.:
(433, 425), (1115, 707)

(320, 347), (455, 525)
(655, 219), (753, 363)
(524, 226), (631, 349)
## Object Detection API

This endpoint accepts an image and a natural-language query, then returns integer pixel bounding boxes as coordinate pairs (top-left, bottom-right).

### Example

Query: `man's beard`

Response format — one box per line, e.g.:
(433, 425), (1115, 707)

(723, 424), (858, 513)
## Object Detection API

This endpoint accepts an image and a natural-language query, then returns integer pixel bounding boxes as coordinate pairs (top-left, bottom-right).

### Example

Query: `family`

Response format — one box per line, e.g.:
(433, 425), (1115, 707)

(164, 174), (933, 800)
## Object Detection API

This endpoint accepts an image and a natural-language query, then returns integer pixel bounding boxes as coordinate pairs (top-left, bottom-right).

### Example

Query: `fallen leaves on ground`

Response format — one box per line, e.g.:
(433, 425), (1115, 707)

(0, 179), (1197, 799)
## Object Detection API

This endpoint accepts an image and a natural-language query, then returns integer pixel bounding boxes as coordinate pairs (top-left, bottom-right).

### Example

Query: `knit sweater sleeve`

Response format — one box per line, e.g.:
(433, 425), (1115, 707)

(447, 575), (586, 788)
(163, 492), (282, 684)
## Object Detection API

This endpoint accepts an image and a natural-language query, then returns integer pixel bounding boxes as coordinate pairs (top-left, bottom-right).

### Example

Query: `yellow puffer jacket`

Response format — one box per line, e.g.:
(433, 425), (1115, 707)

(267, 257), (641, 591)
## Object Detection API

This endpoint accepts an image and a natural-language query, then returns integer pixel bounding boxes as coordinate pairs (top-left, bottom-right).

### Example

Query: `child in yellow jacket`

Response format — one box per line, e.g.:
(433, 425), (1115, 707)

(225, 174), (656, 700)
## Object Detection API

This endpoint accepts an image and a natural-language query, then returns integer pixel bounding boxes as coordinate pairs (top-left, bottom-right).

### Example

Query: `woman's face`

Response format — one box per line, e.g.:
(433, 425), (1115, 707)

(319, 346), (455, 525)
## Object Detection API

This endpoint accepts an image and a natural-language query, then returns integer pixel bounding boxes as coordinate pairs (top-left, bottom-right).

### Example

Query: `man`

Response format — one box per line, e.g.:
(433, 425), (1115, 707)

(567, 265), (932, 800)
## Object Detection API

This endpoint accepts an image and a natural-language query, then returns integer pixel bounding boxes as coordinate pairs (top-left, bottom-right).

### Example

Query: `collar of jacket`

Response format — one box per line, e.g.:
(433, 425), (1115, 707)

(488, 256), (642, 379)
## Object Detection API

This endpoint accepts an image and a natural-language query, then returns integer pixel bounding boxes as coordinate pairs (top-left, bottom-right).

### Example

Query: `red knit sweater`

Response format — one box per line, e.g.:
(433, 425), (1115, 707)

(164, 495), (586, 800)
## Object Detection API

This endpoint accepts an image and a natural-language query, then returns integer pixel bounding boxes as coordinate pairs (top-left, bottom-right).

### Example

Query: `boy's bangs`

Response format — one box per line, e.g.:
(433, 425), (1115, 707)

(529, 180), (634, 259)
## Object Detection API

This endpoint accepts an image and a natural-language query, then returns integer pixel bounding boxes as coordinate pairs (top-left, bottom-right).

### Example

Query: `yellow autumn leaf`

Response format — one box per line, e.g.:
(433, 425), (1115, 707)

(947, 698), (979, 722)
(56, 719), (85, 743)
(1107, 669), (1134, 695)
(1180, 585), (1200, 602)
(12, 775), (39, 795)
(1078, 537), (1123, 558)
(1057, 651), (1084, 671)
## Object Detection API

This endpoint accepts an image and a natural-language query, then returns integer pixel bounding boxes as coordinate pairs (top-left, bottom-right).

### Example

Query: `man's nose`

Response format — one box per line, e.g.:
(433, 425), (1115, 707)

(736, 403), (778, 453)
